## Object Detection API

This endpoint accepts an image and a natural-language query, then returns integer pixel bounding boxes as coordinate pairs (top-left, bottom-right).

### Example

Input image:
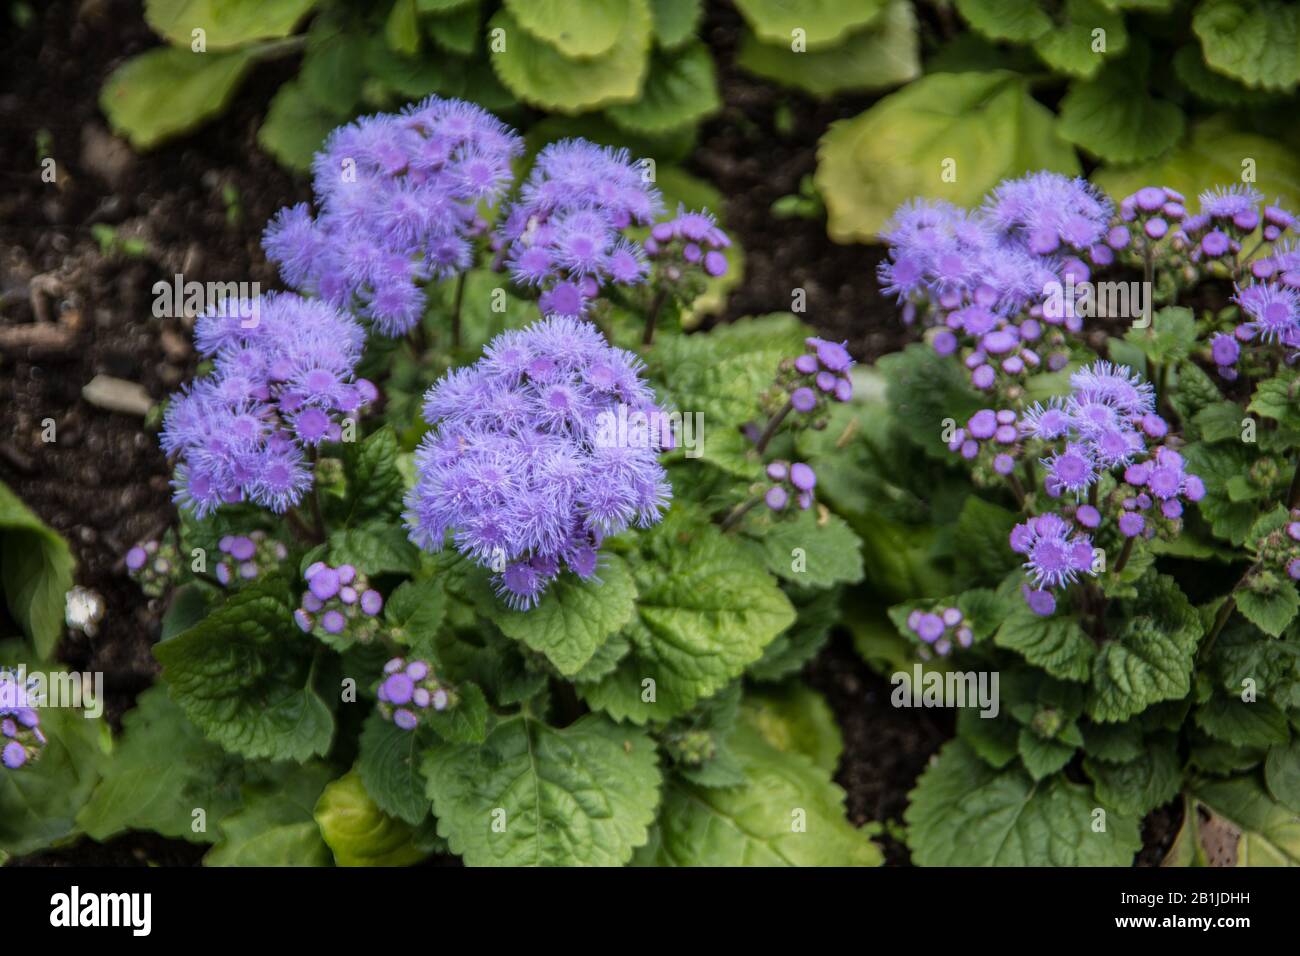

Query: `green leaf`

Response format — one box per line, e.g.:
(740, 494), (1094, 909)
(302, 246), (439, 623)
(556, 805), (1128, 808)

(817, 69), (1080, 241)
(315, 770), (426, 867)
(878, 342), (984, 462)
(327, 525), (419, 576)
(1182, 441), (1260, 545)
(154, 580), (335, 762)
(748, 584), (838, 681)
(425, 4), (480, 55)
(384, 579), (447, 653)
(633, 725), (879, 865)
(1190, 776), (1300, 865)
(1265, 738), (1300, 813)
(1059, 64), (1185, 163)
(338, 426), (406, 526)
(1195, 695), (1291, 747)
(77, 684), (243, 843)
(1032, 0), (1128, 78)
(951, 495), (1020, 583)
(100, 47), (256, 149)
(0, 654), (109, 856)
(422, 681), (489, 744)
(490, 554), (636, 677)
(1084, 735), (1182, 815)
(425, 712), (662, 866)
(1237, 583), (1300, 637)
(606, 40), (718, 135)
(905, 740), (1141, 866)
(386, 0), (421, 55)
(735, 0), (919, 96)
(1081, 720), (1145, 763)
(733, 0), (887, 49)
(958, 708), (1021, 768)
(577, 511), (796, 723)
(1088, 575), (1202, 723)
(205, 763), (333, 866)
(1193, 0), (1300, 91)
(740, 683), (843, 774)
(504, 0), (629, 58)
(0, 479), (74, 659)
(996, 603), (1096, 682)
(257, 79), (337, 172)
(488, 3), (652, 114)
(1174, 43), (1280, 105)
(741, 507), (865, 590)
(357, 712), (430, 825)
(1018, 727), (1077, 781)
(1122, 306), (1198, 368)
(144, 0), (317, 49)
(1093, 117), (1300, 219)
(955, 0), (1052, 42)
(650, 0), (700, 49)
(299, 19), (367, 116)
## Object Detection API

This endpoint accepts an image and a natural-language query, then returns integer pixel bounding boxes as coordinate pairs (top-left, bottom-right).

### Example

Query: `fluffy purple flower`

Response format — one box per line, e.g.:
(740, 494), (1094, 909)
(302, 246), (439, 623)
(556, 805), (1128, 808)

(264, 97), (524, 337)
(377, 657), (457, 731)
(983, 172), (1112, 255)
(1010, 512), (1095, 589)
(404, 316), (670, 609)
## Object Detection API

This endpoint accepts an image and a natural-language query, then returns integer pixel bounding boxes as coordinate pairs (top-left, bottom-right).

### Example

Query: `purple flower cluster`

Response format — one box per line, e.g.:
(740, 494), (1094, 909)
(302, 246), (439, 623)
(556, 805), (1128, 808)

(1009, 513), (1096, 616)
(947, 407), (1020, 476)
(264, 96), (523, 337)
(377, 657), (453, 731)
(161, 293), (372, 517)
(764, 460), (817, 512)
(125, 536), (180, 598)
(213, 531), (288, 587)
(0, 671), (45, 770)
(1116, 448), (1206, 538)
(1115, 186), (1187, 247)
(295, 561), (384, 647)
(879, 173), (1114, 389)
(495, 140), (663, 319)
(404, 316), (671, 609)
(646, 207), (731, 278)
(905, 606), (974, 658)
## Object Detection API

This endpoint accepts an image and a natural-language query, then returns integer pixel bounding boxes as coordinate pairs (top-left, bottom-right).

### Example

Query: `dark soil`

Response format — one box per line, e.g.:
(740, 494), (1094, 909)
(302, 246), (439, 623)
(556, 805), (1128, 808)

(1, 1), (1156, 868)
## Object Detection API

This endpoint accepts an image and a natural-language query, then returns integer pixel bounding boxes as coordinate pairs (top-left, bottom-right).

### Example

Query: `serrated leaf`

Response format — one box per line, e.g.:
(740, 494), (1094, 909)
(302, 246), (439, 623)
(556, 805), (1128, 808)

(327, 525), (419, 576)
(1018, 726), (1076, 781)
(1174, 43), (1280, 105)
(734, 0), (887, 49)
(338, 426), (406, 526)
(958, 708), (1020, 768)
(154, 580), (335, 762)
(258, 79), (337, 172)
(740, 683), (843, 774)
(1081, 720), (1145, 763)
(577, 511), (796, 723)
(315, 770), (426, 867)
(488, 3), (652, 114)
(606, 40), (718, 135)
(1265, 738), (1300, 813)
(1190, 776), (1300, 865)
(100, 47), (256, 150)
(77, 683), (244, 843)
(0, 479), (74, 659)
(421, 681), (489, 743)
(879, 342), (984, 462)
(1088, 575), (1202, 723)
(299, 19), (367, 116)
(1192, 0), (1300, 91)
(1237, 584), (1300, 638)
(1032, 0), (1128, 78)
(357, 711), (430, 825)
(144, 0), (317, 49)
(747, 584), (838, 682)
(1084, 735), (1182, 815)
(1059, 67), (1185, 164)
(955, 0), (1052, 42)
(1195, 695), (1291, 747)
(425, 3), (480, 55)
(741, 507), (865, 589)
(735, 0), (919, 96)
(425, 712), (661, 866)
(1181, 441), (1260, 545)
(205, 763), (333, 866)
(996, 603), (1096, 682)
(489, 554), (636, 677)
(504, 0), (629, 58)
(817, 71), (1081, 241)
(650, 0), (700, 49)
(905, 740), (1141, 866)
(633, 725), (879, 865)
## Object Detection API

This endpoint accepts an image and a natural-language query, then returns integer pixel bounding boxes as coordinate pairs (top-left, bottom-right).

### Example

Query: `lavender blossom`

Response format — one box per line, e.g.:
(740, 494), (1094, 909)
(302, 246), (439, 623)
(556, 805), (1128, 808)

(296, 561), (385, 647)
(377, 657), (457, 731)
(0, 670), (45, 770)
(403, 316), (671, 609)
(905, 605), (974, 658)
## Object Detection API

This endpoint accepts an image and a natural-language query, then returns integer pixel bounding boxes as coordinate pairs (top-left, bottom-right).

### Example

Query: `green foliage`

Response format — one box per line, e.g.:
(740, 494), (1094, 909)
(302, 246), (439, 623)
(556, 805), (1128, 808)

(0, 479), (74, 659)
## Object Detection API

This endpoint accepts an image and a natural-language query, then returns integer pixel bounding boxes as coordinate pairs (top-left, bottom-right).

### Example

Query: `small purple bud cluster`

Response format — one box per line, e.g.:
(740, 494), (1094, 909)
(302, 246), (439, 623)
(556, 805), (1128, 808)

(765, 336), (855, 427)
(1115, 186), (1187, 248)
(495, 140), (663, 319)
(1116, 448), (1206, 538)
(161, 293), (373, 517)
(377, 657), (455, 731)
(295, 561), (384, 645)
(763, 460), (817, 512)
(0, 671), (45, 770)
(264, 96), (524, 337)
(404, 316), (670, 610)
(879, 173), (1112, 389)
(213, 531), (288, 587)
(1175, 185), (1265, 263)
(1255, 510), (1300, 581)
(947, 407), (1021, 476)
(125, 536), (180, 598)
(905, 606), (974, 658)
(646, 207), (731, 279)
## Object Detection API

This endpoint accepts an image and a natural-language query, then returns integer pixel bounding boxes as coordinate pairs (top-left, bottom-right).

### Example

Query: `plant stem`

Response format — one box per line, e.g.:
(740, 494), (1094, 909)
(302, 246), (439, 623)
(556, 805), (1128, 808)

(1006, 473), (1026, 507)
(754, 399), (794, 455)
(642, 289), (666, 347)
(451, 272), (466, 350)
(720, 496), (760, 532)
(1112, 535), (1135, 575)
